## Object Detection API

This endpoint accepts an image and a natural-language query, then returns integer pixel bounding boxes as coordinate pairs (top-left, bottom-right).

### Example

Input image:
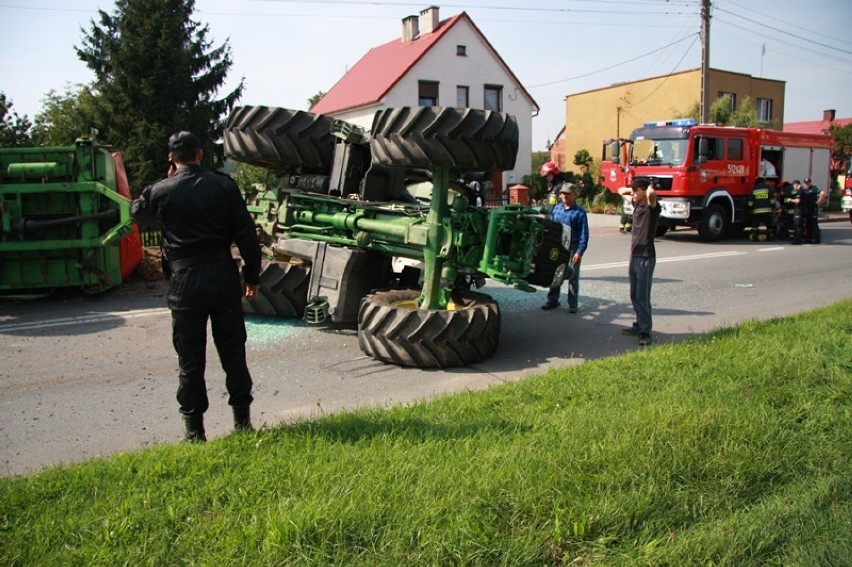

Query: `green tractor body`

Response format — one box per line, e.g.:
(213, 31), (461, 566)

(224, 106), (570, 367)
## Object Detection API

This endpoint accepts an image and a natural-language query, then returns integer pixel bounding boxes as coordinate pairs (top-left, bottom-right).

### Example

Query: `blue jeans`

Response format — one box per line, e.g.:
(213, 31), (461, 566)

(629, 255), (656, 335)
(547, 251), (580, 308)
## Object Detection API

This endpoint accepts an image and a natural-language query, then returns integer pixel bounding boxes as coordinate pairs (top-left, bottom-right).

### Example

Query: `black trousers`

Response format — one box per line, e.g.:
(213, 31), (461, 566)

(168, 260), (253, 415)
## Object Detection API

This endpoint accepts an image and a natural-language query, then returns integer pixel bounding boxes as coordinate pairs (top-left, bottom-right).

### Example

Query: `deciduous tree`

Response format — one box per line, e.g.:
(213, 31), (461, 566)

(0, 92), (32, 147)
(31, 84), (101, 146)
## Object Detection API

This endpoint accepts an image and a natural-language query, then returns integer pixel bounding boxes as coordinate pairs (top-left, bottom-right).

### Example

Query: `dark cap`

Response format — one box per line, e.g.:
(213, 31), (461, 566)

(631, 177), (651, 190)
(558, 182), (577, 194)
(803, 177), (811, 184)
(168, 131), (202, 151)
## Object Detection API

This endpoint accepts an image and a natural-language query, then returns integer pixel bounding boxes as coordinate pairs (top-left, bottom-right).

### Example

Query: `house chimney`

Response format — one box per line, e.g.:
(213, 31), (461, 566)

(402, 15), (419, 43)
(823, 109), (836, 122)
(419, 6), (439, 35)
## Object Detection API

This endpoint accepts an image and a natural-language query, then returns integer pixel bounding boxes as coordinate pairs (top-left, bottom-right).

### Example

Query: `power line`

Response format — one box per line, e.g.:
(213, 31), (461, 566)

(0, 0), (697, 18)
(527, 33), (700, 88)
(713, 28), (852, 76)
(627, 34), (701, 109)
(714, 5), (852, 58)
(724, 0), (852, 50)
(714, 16), (852, 68)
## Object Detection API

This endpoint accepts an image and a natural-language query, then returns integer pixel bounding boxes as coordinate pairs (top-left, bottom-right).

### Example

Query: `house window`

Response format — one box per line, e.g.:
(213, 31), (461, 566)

(484, 84), (502, 112)
(757, 98), (773, 122)
(717, 91), (736, 111)
(456, 45), (466, 56)
(456, 86), (469, 108)
(419, 81), (439, 107)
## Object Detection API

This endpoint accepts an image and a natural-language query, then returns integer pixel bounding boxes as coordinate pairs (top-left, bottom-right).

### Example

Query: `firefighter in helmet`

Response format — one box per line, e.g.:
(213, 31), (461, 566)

(540, 161), (564, 206)
(748, 176), (777, 240)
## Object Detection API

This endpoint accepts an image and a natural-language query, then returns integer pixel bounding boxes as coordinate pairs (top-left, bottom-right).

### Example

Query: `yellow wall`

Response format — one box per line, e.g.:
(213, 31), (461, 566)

(562, 68), (786, 168)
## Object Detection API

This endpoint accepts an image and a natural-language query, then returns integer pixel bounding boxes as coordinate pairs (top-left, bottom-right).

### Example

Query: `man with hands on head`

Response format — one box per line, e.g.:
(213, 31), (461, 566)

(618, 177), (661, 346)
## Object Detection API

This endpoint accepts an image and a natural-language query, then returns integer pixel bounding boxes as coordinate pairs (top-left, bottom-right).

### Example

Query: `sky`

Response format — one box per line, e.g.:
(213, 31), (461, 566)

(2, 0), (851, 151)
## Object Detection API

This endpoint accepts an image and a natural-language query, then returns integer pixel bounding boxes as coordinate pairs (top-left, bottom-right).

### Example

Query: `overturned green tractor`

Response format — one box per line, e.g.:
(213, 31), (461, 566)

(224, 105), (570, 368)
(0, 136), (142, 294)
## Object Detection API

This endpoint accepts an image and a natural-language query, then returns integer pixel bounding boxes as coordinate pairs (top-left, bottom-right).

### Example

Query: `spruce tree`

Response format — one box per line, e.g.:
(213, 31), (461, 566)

(77, 0), (243, 192)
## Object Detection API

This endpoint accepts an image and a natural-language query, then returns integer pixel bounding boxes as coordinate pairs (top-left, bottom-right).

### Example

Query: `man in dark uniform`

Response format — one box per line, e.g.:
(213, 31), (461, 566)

(789, 179), (814, 245)
(802, 178), (822, 244)
(132, 131), (261, 442)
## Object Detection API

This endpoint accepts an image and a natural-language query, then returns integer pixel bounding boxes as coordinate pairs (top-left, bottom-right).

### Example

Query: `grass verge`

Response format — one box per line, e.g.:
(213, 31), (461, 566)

(2, 301), (850, 565)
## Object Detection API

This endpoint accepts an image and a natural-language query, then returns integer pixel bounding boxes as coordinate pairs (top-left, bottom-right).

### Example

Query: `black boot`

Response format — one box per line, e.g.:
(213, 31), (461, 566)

(183, 413), (206, 443)
(233, 406), (253, 433)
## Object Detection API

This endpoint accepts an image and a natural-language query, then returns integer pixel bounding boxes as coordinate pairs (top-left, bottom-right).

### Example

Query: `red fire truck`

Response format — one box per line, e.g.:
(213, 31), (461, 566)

(601, 119), (834, 241)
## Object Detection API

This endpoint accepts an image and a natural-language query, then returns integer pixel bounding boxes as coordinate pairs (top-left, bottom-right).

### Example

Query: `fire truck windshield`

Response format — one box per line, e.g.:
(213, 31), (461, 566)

(629, 137), (688, 166)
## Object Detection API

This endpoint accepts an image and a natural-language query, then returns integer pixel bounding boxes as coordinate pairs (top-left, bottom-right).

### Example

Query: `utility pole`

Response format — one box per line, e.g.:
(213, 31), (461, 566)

(700, 0), (711, 124)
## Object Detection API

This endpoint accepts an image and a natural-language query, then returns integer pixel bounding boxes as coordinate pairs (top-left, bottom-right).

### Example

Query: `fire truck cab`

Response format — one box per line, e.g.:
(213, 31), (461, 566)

(601, 119), (833, 241)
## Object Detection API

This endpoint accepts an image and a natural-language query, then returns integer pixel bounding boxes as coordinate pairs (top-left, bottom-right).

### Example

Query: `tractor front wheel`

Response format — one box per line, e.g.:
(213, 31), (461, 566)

(242, 261), (310, 318)
(357, 289), (500, 368)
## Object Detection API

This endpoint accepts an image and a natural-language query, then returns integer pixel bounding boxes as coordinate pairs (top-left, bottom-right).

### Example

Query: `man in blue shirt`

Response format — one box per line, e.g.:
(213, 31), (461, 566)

(541, 183), (589, 313)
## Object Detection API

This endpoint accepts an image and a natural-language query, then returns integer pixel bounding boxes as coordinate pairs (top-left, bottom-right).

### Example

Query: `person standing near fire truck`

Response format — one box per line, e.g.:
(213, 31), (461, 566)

(775, 180), (796, 240)
(618, 177), (661, 346)
(541, 183), (589, 314)
(803, 178), (822, 244)
(747, 177), (777, 240)
(540, 161), (564, 206)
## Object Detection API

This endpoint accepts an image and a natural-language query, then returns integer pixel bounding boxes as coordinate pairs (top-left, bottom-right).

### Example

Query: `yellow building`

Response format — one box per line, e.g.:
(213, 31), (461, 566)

(558, 68), (786, 171)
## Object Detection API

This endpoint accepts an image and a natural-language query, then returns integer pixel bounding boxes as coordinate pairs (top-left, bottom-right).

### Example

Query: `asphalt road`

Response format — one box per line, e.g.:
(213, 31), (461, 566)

(2, 213), (850, 476)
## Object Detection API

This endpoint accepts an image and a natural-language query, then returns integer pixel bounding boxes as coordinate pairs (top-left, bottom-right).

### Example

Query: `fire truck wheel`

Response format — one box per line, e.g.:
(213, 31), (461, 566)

(223, 106), (336, 170)
(698, 203), (729, 242)
(369, 107), (519, 171)
(241, 261), (310, 318)
(357, 289), (501, 368)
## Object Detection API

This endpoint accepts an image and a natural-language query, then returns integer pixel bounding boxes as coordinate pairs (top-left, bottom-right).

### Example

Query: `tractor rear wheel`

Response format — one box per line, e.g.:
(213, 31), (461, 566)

(369, 107), (518, 171)
(223, 106), (336, 170)
(357, 289), (500, 368)
(242, 261), (310, 318)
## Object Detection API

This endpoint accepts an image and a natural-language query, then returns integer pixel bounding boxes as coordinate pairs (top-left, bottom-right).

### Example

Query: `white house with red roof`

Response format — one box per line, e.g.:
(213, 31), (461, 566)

(310, 6), (538, 193)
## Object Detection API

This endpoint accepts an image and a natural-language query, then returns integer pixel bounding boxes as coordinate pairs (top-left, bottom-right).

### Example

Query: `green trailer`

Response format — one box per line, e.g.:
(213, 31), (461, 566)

(0, 136), (142, 294)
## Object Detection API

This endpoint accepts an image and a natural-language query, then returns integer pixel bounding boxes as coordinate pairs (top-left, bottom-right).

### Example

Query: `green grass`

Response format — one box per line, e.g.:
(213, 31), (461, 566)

(2, 302), (851, 566)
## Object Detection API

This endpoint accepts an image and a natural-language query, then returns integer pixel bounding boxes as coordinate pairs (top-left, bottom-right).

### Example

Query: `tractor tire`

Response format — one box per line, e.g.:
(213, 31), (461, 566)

(223, 106), (336, 170)
(369, 107), (518, 171)
(357, 289), (500, 368)
(242, 261), (310, 318)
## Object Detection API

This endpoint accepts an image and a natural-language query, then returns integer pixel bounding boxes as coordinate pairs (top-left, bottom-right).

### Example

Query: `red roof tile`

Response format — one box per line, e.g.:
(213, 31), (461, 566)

(784, 117), (852, 135)
(311, 14), (465, 115)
